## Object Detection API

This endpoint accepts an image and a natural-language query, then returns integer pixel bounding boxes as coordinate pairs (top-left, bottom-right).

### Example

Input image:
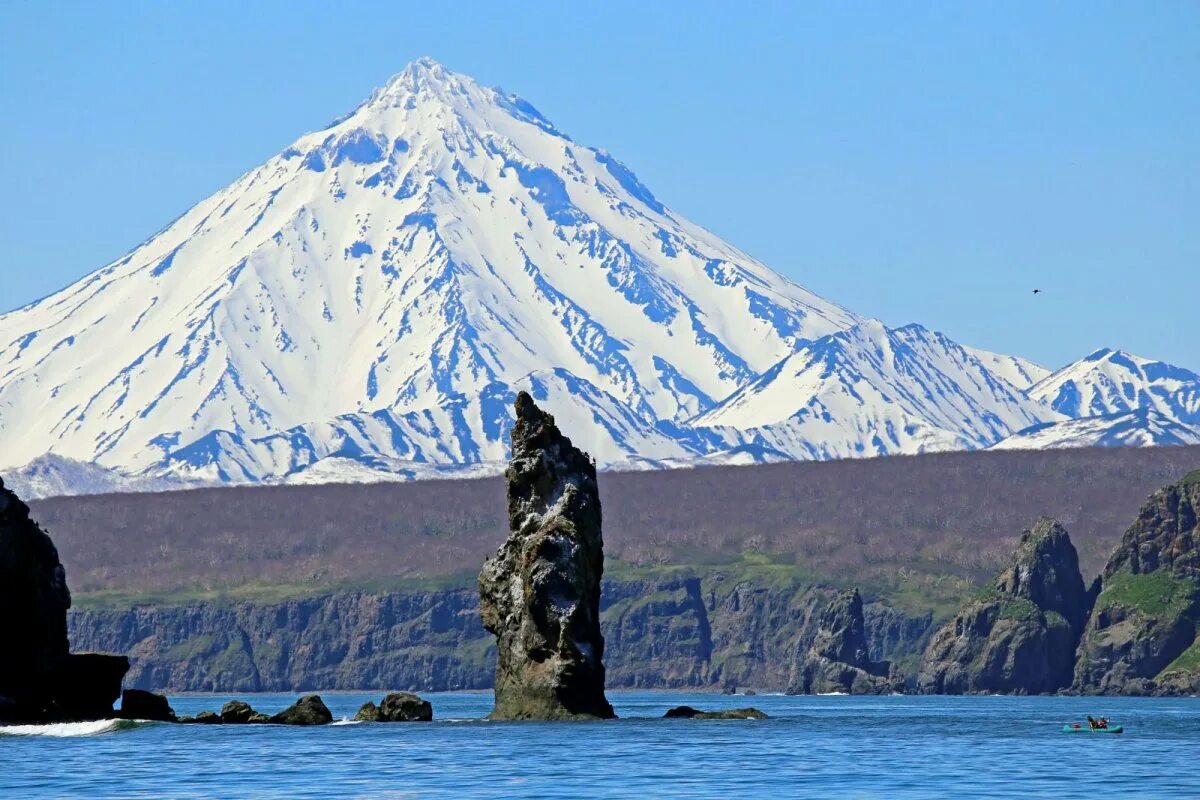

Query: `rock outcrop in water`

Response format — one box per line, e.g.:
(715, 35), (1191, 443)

(663, 705), (767, 720)
(1074, 470), (1200, 696)
(270, 694), (333, 725)
(354, 692), (433, 722)
(0, 477), (128, 723)
(119, 689), (176, 722)
(790, 589), (900, 694)
(478, 392), (615, 720)
(917, 517), (1091, 694)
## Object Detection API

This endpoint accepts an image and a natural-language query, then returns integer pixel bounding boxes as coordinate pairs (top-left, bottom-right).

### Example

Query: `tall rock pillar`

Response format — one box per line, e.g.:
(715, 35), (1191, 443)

(479, 392), (615, 720)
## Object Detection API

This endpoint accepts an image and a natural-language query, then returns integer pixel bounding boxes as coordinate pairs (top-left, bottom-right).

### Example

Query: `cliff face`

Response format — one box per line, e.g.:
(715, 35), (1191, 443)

(790, 589), (900, 694)
(478, 392), (614, 720)
(69, 577), (934, 693)
(917, 517), (1091, 694)
(1074, 471), (1200, 696)
(0, 478), (128, 722)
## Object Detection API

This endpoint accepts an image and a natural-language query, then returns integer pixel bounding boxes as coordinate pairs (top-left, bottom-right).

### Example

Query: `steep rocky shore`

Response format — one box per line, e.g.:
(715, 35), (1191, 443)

(69, 577), (931, 693)
(791, 589), (901, 694)
(0, 478), (129, 723)
(1073, 470), (1200, 695)
(917, 517), (1092, 694)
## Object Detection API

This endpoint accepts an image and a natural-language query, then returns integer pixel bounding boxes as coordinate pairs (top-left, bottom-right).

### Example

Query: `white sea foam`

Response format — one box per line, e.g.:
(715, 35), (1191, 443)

(331, 718), (363, 726)
(0, 719), (133, 737)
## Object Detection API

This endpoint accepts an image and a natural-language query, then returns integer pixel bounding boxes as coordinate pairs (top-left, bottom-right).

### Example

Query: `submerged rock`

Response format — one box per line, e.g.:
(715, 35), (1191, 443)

(1074, 471), (1200, 696)
(663, 705), (767, 720)
(180, 710), (221, 724)
(0, 478), (129, 722)
(791, 589), (901, 695)
(478, 392), (615, 720)
(119, 689), (176, 722)
(270, 694), (333, 725)
(917, 517), (1091, 694)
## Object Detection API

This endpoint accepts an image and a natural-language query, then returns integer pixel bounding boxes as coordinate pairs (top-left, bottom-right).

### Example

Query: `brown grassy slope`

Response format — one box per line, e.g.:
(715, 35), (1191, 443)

(28, 446), (1200, 607)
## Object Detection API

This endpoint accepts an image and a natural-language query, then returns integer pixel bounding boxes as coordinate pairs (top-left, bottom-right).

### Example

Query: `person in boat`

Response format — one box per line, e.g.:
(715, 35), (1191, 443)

(1098, 717), (1109, 729)
(1087, 715), (1098, 730)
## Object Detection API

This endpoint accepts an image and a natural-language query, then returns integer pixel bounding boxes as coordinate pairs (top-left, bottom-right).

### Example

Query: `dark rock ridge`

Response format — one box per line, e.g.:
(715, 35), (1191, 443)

(354, 692), (433, 722)
(663, 705), (767, 720)
(790, 589), (900, 694)
(1074, 470), (1200, 696)
(478, 392), (615, 720)
(0, 477), (129, 723)
(917, 517), (1092, 694)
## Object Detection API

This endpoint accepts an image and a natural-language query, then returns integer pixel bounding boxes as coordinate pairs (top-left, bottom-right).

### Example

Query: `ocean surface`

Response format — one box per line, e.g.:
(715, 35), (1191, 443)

(1, 692), (1197, 799)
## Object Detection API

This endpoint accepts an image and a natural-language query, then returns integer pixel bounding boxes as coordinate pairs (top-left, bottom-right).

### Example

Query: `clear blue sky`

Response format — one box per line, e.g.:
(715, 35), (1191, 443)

(1, 1), (1195, 370)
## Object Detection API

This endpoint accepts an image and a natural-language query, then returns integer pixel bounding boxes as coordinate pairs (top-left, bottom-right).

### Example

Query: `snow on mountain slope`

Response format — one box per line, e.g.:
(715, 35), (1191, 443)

(690, 321), (1056, 459)
(0, 455), (193, 499)
(992, 408), (1200, 451)
(0, 58), (858, 481)
(1025, 348), (1200, 427)
(962, 347), (1050, 390)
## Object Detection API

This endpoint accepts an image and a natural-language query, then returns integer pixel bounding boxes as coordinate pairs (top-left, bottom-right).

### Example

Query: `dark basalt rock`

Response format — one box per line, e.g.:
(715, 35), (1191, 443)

(917, 517), (1091, 694)
(0, 478), (129, 722)
(379, 691), (432, 721)
(790, 589), (901, 695)
(181, 710), (221, 724)
(354, 701), (382, 722)
(119, 689), (176, 722)
(1074, 472), (1200, 696)
(663, 705), (767, 720)
(270, 694), (333, 725)
(220, 699), (268, 724)
(354, 692), (433, 722)
(478, 392), (615, 720)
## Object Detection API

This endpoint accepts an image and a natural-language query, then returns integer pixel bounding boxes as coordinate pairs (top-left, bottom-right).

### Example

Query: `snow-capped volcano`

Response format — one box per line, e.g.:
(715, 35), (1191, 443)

(0, 58), (857, 481)
(1, 59), (1193, 497)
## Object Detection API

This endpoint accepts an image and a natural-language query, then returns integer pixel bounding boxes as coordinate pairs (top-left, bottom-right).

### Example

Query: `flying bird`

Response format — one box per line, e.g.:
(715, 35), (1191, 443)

(1032, 289), (1041, 295)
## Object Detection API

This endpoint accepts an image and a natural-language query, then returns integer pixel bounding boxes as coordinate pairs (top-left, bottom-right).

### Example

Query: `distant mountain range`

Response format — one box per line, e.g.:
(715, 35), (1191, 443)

(2, 58), (1197, 499)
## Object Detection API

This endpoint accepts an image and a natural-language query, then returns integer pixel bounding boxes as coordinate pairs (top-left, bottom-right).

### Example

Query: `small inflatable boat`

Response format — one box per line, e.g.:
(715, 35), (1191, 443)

(1062, 724), (1123, 734)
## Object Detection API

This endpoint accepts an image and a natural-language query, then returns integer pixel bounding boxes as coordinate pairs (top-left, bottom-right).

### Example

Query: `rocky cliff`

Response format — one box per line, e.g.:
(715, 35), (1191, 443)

(477, 392), (614, 720)
(69, 576), (933, 693)
(0, 478), (128, 722)
(917, 517), (1091, 694)
(1073, 470), (1200, 695)
(790, 589), (900, 694)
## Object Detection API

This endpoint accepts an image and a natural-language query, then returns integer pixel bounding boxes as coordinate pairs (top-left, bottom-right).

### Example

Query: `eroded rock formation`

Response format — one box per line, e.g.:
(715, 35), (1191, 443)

(790, 589), (900, 694)
(1074, 470), (1200, 695)
(0, 477), (128, 723)
(354, 692), (433, 722)
(478, 392), (615, 720)
(917, 517), (1091, 694)
(663, 705), (767, 720)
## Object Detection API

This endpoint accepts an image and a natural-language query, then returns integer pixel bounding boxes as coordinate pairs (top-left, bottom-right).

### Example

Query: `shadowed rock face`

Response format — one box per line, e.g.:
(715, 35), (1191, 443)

(478, 392), (615, 720)
(1074, 471), (1200, 696)
(0, 478), (128, 722)
(917, 517), (1091, 694)
(790, 589), (900, 695)
(0, 478), (72, 692)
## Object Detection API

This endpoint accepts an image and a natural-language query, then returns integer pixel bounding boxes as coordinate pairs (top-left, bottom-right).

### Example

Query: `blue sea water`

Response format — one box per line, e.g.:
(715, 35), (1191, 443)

(1, 692), (1198, 799)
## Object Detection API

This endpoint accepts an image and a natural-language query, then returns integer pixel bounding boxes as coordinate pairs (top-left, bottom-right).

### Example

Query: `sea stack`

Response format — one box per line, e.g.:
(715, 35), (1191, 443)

(1074, 470), (1200, 696)
(917, 517), (1091, 694)
(478, 392), (615, 720)
(0, 477), (129, 723)
(791, 589), (901, 694)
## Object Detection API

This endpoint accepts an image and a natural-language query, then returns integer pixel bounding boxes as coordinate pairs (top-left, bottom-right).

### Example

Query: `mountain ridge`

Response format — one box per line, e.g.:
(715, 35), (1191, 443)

(1, 58), (1196, 496)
